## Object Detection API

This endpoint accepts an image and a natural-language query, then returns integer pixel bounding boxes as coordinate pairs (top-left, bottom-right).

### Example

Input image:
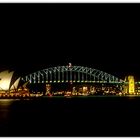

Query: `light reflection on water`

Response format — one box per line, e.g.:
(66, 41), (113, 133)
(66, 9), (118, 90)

(127, 97), (136, 100)
(0, 99), (16, 126)
(0, 99), (18, 105)
(0, 97), (140, 136)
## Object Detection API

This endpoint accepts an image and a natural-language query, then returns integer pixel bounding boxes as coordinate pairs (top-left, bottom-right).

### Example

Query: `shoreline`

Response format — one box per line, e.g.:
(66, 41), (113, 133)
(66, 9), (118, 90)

(0, 94), (140, 99)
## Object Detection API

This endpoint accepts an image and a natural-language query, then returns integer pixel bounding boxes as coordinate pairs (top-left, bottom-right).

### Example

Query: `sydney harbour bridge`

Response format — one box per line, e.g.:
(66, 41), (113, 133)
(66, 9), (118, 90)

(22, 64), (123, 84)
(21, 64), (137, 95)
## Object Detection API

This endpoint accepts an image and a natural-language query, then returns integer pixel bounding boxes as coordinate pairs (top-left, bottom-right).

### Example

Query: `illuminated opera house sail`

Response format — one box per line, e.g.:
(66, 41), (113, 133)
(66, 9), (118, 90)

(0, 70), (20, 93)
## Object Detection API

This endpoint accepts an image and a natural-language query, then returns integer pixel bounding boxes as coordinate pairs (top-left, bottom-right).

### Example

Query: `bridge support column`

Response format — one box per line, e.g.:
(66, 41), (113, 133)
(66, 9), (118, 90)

(128, 76), (135, 94)
(123, 76), (135, 94)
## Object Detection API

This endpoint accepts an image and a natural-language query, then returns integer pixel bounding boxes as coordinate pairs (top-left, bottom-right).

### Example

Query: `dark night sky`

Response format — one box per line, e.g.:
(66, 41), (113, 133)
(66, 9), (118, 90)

(0, 4), (140, 80)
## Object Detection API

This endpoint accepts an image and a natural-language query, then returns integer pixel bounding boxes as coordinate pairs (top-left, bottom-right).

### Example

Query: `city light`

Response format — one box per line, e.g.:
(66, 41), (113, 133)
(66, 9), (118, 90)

(0, 65), (140, 98)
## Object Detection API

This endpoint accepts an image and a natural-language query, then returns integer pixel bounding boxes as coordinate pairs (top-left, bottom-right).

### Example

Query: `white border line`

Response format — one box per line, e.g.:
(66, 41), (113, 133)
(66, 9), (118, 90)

(0, 138), (140, 139)
(0, 0), (140, 2)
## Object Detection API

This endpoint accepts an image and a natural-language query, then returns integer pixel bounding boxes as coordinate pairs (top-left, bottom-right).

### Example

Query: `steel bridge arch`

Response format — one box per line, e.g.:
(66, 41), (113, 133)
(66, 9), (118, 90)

(21, 66), (124, 84)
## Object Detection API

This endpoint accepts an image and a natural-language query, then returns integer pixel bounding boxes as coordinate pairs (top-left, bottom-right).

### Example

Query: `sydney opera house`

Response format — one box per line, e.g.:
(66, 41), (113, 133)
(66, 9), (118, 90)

(0, 70), (20, 93)
(0, 70), (37, 98)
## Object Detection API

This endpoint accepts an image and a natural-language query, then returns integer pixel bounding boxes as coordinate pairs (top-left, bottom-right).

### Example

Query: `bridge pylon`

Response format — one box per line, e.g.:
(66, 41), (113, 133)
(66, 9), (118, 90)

(123, 75), (135, 94)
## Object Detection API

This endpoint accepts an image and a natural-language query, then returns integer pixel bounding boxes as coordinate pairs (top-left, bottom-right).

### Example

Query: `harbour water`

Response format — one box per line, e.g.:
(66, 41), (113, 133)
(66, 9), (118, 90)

(0, 96), (140, 136)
